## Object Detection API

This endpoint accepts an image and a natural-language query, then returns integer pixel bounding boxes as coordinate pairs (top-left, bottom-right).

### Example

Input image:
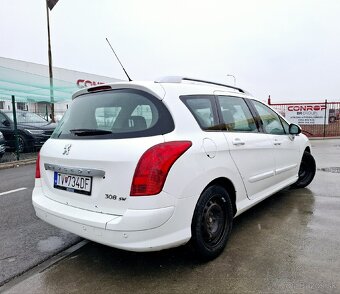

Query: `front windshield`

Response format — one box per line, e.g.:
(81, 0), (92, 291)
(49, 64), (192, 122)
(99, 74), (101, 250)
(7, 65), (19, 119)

(6, 112), (48, 124)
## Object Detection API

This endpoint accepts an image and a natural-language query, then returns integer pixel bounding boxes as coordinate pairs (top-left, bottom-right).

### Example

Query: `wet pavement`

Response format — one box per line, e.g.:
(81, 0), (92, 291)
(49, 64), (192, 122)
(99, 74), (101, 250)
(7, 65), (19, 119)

(0, 165), (81, 286)
(2, 139), (340, 293)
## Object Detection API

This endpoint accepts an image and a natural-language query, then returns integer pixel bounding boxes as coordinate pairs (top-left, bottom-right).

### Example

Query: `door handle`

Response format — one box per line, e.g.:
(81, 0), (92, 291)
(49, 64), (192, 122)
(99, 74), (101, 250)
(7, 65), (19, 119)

(232, 139), (245, 146)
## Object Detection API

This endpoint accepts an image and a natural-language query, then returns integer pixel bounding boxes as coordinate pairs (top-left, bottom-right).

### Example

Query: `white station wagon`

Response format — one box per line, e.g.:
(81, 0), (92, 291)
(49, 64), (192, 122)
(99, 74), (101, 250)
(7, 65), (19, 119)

(32, 77), (316, 259)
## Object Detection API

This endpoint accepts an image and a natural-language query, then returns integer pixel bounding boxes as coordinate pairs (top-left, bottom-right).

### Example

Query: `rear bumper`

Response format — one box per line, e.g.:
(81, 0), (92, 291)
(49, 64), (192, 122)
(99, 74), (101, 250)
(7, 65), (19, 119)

(32, 185), (196, 252)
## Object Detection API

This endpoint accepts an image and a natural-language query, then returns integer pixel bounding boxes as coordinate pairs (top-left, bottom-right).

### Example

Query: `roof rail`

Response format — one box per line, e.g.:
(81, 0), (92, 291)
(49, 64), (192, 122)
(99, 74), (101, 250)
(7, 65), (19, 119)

(155, 76), (245, 93)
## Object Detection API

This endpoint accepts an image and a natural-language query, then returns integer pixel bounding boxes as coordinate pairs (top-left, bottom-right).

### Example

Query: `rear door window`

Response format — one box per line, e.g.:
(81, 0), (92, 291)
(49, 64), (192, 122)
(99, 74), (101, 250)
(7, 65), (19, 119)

(217, 96), (258, 132)
(52, 89), (174, 139)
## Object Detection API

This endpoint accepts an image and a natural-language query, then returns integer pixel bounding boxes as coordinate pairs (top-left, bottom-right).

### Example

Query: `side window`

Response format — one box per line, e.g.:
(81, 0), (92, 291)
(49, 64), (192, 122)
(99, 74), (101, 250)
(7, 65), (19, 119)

(217, 96), (258, 132)
(280, 117), (290, 134)
(131, 105), (153, 128)
(180, 96), (220, 130)
(95, 107), (121, 130)
(252, 100), (285, 135)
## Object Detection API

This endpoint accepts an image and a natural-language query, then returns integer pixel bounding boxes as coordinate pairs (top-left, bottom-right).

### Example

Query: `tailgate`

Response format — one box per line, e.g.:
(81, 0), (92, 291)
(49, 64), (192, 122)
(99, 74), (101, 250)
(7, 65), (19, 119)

(39, 136), (164, 215)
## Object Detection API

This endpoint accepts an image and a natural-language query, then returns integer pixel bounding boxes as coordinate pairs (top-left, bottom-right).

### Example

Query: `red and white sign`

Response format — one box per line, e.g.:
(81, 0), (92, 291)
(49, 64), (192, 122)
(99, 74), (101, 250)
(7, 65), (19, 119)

(76, 79), (105, 88)
(285, 104), (328, 125)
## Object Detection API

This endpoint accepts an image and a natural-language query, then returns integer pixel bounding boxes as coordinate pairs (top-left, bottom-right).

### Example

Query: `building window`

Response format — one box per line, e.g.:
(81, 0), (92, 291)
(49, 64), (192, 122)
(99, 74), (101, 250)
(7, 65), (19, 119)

(0, 101), (4, 110)
(16, 102), (26, 110)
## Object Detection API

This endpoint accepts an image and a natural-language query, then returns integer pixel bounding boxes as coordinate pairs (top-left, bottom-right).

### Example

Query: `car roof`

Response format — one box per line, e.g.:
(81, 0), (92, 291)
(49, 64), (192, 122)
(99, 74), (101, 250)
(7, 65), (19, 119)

(72, 76), (254, 101)
(155, 76), (247, 93)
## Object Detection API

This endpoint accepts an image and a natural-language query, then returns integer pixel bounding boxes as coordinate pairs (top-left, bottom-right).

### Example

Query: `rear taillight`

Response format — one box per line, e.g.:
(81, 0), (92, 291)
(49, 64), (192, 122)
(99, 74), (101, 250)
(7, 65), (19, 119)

(130, 141), (192, 196)
(35, 152), (41, 179)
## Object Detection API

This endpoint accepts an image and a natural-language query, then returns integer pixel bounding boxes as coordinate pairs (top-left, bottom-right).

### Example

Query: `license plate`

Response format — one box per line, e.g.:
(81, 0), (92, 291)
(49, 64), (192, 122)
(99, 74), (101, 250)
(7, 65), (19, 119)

(54, 172), (92, 195)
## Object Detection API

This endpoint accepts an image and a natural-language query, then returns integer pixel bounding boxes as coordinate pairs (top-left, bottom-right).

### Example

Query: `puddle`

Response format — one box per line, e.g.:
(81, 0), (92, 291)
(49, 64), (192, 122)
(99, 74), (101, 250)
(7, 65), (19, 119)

(37, 236), (64, 252)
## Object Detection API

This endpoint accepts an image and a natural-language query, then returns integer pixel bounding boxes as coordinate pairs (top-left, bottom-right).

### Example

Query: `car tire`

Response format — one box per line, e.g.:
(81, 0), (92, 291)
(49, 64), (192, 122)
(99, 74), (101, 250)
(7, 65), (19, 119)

(17, 135), (27, 153)
(292, 151), (316, 188)
(191, 185), (233, 260)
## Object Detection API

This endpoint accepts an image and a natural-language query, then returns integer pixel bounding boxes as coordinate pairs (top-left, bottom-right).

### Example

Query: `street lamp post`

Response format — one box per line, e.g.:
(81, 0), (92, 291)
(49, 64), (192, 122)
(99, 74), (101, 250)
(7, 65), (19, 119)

(45, 0), (60, 123)
(227, 74), (236, 86)
(46, 1), (55, 122)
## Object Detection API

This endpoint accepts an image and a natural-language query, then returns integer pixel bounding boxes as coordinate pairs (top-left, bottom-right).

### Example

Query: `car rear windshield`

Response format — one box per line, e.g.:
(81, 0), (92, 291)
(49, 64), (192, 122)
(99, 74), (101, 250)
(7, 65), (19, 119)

(51, 89), (174, 140)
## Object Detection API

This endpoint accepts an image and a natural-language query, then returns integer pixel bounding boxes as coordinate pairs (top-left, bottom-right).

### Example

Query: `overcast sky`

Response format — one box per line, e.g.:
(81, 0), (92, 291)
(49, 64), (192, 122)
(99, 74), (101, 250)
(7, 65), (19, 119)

(1, 0), (340, 101)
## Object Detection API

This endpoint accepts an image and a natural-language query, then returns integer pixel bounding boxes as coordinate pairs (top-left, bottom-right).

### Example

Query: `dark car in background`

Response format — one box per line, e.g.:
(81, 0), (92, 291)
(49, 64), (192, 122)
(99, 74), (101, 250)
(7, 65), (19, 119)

(0, 131), (5, 158)
(0, 110), (56, 152)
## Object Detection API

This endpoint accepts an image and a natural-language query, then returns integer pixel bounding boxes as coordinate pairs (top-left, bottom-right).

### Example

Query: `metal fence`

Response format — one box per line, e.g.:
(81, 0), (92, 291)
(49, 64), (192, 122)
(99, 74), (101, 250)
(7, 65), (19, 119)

(268, 98), (340, 138)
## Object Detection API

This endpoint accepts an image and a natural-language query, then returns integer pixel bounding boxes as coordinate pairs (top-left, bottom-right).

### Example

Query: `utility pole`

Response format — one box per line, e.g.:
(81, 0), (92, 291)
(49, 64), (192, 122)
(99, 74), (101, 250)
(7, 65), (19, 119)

(46, 0), (59, 122)
(11, 95), (20, 160)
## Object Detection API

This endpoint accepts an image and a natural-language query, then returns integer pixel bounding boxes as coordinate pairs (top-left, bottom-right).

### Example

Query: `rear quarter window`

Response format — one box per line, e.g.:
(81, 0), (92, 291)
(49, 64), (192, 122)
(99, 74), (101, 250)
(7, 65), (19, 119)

(180, 95), (221, 130)
(52, 89), (174, 140)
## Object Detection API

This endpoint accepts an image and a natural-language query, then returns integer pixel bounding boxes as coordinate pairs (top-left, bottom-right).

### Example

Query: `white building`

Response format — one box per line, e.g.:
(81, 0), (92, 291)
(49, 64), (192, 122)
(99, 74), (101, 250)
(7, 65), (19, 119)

(0, 57), (120, 118)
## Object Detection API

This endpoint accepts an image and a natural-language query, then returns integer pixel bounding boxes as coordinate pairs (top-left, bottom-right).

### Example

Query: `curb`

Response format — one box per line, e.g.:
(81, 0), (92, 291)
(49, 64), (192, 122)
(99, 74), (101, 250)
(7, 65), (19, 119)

(0, 158), (37, 170)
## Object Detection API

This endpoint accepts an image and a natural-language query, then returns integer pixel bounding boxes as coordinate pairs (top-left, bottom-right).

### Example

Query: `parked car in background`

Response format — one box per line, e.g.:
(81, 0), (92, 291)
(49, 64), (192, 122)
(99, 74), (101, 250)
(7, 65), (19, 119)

(0, 131), (5, 159)
(33, 77), (316, 260)
(0, 110), (56, 152)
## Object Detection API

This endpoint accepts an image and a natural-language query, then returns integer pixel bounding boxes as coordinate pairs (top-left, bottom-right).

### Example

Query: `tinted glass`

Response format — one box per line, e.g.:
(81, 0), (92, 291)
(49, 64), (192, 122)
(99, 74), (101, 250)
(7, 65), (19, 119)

(181, 96), (220, 130)
(217, 96), (258, 132)
(95, 107), (121, 130)
(252, 100), (285, 135)
(51, 89), (174, 139)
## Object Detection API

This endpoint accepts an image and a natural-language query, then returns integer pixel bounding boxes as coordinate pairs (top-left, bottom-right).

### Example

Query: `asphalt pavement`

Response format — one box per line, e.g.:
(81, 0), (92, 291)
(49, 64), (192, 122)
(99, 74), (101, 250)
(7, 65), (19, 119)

(0, 165), (81, 286)
(1, 140), (340, 293)
(0, 152), (38, 171)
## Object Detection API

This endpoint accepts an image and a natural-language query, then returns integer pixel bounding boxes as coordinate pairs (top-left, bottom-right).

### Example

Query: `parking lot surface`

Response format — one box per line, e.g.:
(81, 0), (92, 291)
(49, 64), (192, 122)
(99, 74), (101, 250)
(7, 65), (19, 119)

(2, 139), (340, 293)
(0, 165), (81, 286)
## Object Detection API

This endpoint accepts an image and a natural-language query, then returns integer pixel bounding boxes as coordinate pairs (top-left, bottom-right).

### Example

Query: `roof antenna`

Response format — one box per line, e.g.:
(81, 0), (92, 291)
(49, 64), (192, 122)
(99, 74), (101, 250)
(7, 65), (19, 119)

(106, 37), (132, 81)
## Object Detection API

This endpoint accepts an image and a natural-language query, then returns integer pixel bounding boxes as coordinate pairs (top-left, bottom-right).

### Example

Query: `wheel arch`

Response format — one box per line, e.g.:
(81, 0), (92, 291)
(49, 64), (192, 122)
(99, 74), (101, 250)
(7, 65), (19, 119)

(203, 177), (237, 216)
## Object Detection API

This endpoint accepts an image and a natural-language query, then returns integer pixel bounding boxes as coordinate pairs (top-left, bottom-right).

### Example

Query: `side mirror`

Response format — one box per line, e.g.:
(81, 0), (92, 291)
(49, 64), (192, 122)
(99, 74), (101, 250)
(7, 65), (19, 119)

(289, 123), (301, 135)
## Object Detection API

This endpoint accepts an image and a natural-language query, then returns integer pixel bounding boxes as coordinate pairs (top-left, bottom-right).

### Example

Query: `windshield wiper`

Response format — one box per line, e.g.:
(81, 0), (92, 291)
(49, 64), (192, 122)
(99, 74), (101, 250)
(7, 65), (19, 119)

(69, 129), (112, 136)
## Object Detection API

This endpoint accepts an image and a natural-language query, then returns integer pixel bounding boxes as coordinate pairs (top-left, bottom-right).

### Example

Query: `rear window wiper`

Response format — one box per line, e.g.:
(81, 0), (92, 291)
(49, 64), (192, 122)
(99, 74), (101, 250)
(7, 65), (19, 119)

(69, 129), (112, 136)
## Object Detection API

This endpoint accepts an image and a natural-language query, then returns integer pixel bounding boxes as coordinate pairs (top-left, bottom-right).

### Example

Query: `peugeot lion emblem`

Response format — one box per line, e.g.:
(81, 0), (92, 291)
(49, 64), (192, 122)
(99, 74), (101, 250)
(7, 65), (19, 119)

(63, 144), (72, 155)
